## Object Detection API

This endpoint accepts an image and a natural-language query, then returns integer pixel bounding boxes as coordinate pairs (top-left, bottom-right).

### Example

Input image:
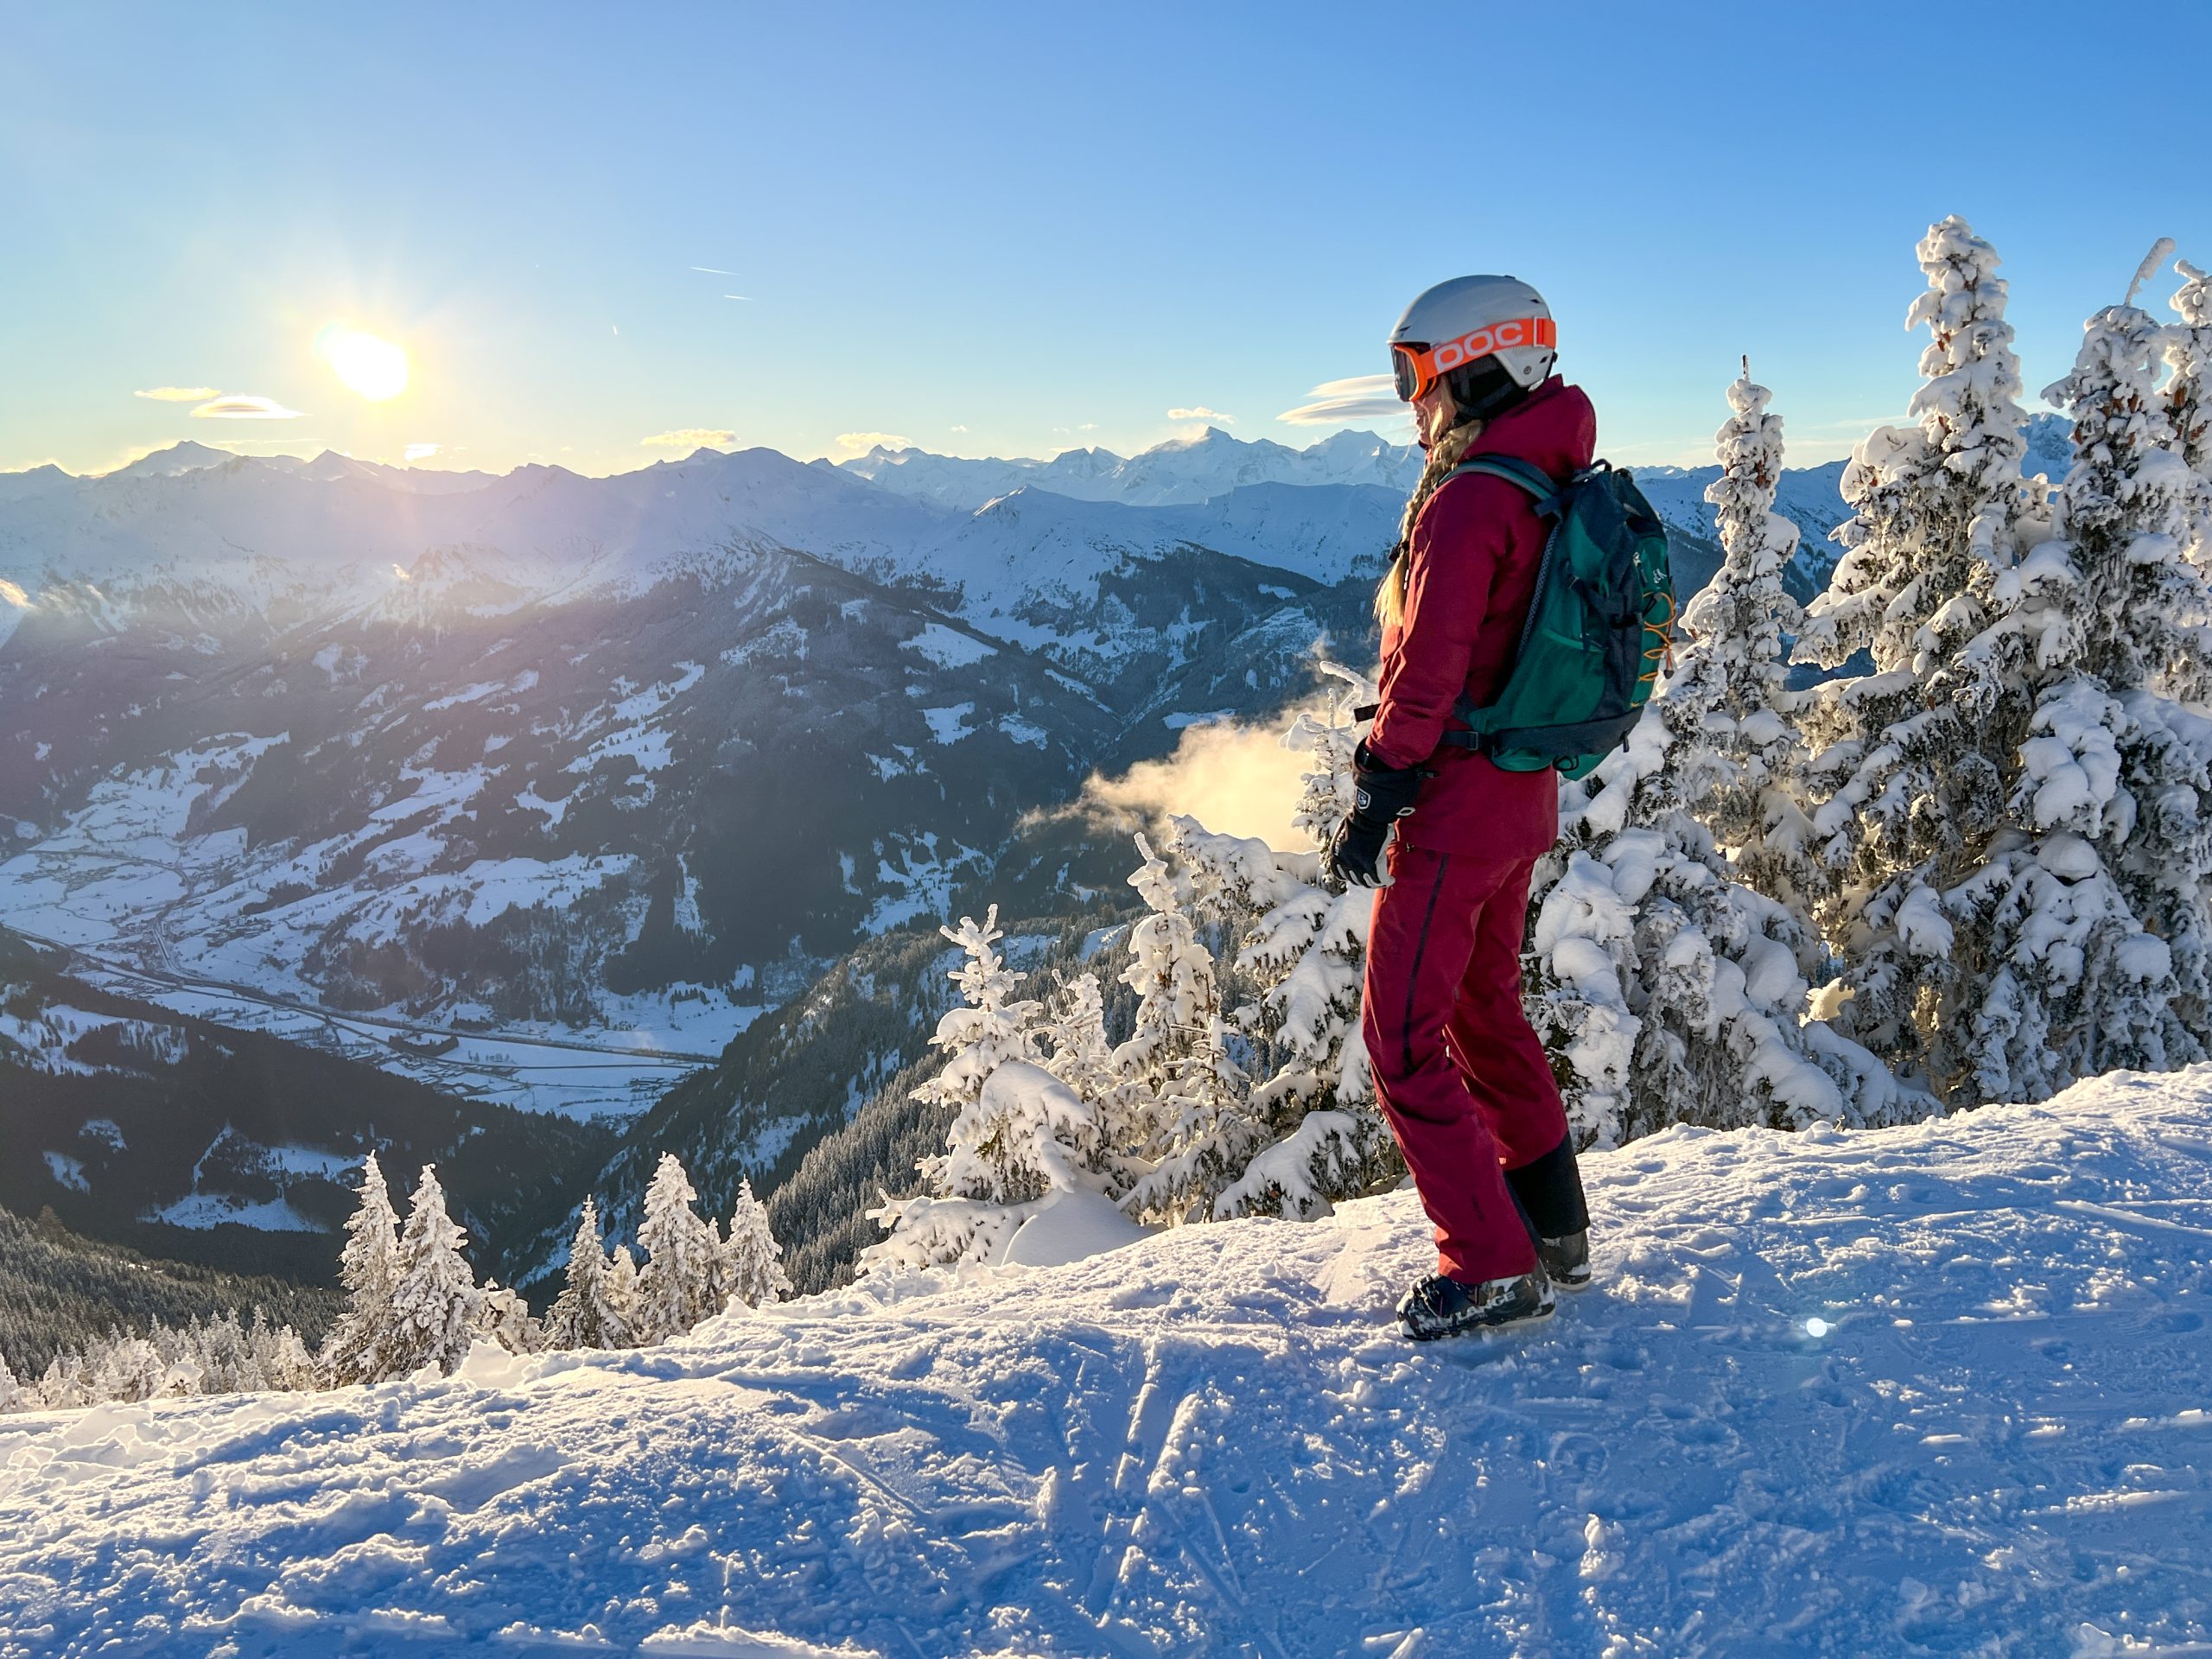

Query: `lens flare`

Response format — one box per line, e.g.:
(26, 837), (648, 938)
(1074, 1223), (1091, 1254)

(317, 326), (410, 401)
(1804, 1317), (1832, 1338)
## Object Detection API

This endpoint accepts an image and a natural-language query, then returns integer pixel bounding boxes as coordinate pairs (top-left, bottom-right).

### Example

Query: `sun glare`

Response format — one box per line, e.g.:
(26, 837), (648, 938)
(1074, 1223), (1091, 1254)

(317, 326), (410, 401)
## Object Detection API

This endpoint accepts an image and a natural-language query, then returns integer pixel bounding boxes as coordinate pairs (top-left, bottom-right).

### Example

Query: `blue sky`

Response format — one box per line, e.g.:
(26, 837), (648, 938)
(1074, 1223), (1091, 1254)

(3, 2), (2204, 478)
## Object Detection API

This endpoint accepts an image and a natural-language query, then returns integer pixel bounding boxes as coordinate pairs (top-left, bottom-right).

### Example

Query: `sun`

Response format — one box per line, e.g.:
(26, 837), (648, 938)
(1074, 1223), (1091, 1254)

(316, 325), (410, 401)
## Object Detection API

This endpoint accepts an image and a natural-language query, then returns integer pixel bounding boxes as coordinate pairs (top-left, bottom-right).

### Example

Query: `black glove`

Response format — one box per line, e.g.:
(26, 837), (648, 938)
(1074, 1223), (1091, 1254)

(1323, 741), (1423, 889)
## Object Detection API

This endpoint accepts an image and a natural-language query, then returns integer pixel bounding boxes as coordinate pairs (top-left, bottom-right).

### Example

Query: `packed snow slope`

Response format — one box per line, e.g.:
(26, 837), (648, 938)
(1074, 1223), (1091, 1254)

(4, 1071), (2205, 1658)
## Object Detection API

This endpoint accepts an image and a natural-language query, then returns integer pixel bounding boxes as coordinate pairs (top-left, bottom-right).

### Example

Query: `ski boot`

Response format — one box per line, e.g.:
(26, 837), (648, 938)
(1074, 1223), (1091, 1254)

(1539, 1229), (1592, 1289)
(1397, 1265), (1554, 1342)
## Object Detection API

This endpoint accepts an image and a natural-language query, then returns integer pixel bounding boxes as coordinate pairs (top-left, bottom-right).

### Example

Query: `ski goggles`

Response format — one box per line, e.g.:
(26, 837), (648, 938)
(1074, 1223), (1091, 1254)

(1390, 316), (1556, 403)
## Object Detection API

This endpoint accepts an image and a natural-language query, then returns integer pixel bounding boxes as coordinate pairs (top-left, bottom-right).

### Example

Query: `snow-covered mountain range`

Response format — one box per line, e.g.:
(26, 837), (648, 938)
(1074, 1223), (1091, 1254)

(2, 416), (2064, 1271)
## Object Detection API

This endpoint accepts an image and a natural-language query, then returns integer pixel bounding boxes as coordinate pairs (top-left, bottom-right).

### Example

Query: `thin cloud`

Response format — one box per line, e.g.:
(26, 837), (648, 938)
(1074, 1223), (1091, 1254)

(1278, 374), (1403, 427)
(404, 442), (442, 462)
(1166, 406), (1234, 423)
(642, 428), (736, 448)
(134, 385), (219, 402)
(835, 431), (910, 454)
(690, 265), (736, 276)
(190, 395), (306, 420)
(950, 424), (969, 434)
(722, 294), (753, 302)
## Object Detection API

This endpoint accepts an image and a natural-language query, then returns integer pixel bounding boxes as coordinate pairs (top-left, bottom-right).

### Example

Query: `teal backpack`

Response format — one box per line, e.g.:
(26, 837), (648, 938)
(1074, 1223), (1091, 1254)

(1393, 455), (1675, 782)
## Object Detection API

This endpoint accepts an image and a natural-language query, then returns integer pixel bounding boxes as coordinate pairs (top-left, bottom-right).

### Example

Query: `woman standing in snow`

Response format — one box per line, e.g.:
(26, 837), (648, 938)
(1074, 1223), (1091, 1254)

(1323, 276), (1592, 1341)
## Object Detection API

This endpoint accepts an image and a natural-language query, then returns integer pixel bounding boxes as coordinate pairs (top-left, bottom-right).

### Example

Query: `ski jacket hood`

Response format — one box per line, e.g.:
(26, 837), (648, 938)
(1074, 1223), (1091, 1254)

(1367, 375), (1597, 859)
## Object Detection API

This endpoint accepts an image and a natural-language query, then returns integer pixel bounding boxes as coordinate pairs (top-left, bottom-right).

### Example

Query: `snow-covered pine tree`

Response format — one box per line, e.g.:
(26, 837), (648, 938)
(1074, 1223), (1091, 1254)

(1679, 361), (1826, 939)
(1109, 831), (1263, 1225)
(1166, 679), (1396, 1219)
(0, 1354), (21, 1414)
(606, 1243), (641, 1341)
(265, 1327), (317, 1392)
(1528, 718), (1917, 1148)
(634, 1153), (724, 1341)
(95, 1337), (166, 1404)
(319, 1152), (404, 1385)
(1520, 360), (1920, 1147)
(862, 1062), (1100, 1272)
(477, 1284), (543, 1355)
(1941, 244), (2212, 1097)
(1040, 971), (1118, 1112)
(547, 1197), (632, 1350)
(719, 1178), (793, 1309)
(863, 905), (1112, 1274)
(36, 1352), (90, 1410)
(2167, 257), (2212, 571)
(1789, 216), (2035, 1096)
(912, 906), (1088, 1205)
(384, 1164), (485, 1378)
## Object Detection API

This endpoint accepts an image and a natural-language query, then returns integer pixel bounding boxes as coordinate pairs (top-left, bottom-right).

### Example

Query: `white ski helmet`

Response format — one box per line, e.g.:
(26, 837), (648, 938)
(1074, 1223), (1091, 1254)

(1388, 276), (1555, 413)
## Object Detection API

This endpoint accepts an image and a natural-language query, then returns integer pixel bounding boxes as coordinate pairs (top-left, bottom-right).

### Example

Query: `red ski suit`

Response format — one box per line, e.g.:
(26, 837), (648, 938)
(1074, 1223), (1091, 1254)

(1363, 376), (1592, 1283)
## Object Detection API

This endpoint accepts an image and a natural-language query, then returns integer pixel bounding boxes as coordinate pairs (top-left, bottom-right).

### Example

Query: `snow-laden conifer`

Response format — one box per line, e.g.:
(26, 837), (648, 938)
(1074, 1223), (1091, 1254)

(0, 1354), (21, 1414)
(547, 1197), (632, 1350)
(477, 1284), (543, 1355)
(917, 906), (1044, 1119)
(635, 1154), (724, 1341)
(1112, 832), (1261, 1224)
(2168, 257), (2212, 571)
(1677, 362), (1825, 937)
(1526, 712), (1917, 1148)
(1789, 217), (2035, 1095)
(719, 1178), (793, 1310)
(384, 1164), (484, 1378)
(1163, 679), (1395, 1220)
(1939, 247), (2212, 1096)
(319, 1152), (404, 1385)
(606, 1243), (642, 1340)
(914, 906), (1093, 1206)
(1521, 367), (1917, 1146)
(94, 1337), (166, 1404)
(1040, 971), (1118, 1112)
(863, 1062), (1101, 1272)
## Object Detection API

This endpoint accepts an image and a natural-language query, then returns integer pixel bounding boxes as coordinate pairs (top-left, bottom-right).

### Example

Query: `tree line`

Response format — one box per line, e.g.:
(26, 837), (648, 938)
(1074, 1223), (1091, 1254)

(2, 1150), (791, 1411)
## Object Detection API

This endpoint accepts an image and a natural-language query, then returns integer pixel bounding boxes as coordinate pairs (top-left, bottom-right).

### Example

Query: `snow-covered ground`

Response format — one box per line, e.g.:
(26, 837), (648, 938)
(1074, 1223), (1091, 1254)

(3, 1072), (2208, 1657)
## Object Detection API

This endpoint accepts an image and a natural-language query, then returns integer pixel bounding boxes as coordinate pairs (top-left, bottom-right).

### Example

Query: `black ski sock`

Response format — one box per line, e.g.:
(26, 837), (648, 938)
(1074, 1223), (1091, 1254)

(1504, 1135), (1589, 1238)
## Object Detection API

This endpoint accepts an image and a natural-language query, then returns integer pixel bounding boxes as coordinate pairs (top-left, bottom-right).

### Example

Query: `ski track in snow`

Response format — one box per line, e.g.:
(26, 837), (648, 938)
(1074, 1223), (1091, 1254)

(3, 1073), (2209, 1657)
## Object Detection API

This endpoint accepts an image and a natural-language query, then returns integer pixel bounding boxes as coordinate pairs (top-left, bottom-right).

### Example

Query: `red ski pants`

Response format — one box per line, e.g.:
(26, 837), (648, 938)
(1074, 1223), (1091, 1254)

(1363, 842), (1568, 1283)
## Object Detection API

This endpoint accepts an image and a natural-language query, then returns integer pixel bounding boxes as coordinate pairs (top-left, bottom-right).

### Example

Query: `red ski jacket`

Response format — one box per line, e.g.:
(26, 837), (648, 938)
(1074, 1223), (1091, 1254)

(1366, 375), (1596, 860)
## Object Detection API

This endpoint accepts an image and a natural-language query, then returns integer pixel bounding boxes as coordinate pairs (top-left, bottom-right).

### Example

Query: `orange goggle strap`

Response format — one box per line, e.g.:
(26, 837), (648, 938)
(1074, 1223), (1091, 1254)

(1394, 316), (1557, 401)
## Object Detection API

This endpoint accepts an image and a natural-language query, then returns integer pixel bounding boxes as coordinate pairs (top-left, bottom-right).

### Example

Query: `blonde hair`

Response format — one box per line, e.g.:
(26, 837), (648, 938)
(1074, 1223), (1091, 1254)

(1375, 415), (1482, 632)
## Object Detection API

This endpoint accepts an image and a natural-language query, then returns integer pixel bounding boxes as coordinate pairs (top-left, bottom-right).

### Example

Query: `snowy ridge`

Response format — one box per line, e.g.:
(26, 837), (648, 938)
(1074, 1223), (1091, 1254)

(3, 1071), (2207, 1656)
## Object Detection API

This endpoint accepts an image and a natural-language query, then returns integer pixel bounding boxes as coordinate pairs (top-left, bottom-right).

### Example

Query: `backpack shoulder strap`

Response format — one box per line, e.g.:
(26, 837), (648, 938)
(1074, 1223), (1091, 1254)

(1447, 455), (1567, 518)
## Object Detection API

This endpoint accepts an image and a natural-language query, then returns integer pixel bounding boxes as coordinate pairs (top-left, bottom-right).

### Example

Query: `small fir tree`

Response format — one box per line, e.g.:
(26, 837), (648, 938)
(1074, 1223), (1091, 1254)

(914, 907), (1088, 1206)
(385, 1164), (485, 1378)
(320, 1153), (404, 1385)
(634, 1154), (724, 1342)
(547, 1198), (632, 1350)
(605, 1243), (642, 1344)
(719, 1178), (794, 1309)
(476, 1284), (543, 1355)
(1114, 831), (1260, 1224)
(1040, 972), (1118, 1112)
(1679, 361), (1826, 940)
